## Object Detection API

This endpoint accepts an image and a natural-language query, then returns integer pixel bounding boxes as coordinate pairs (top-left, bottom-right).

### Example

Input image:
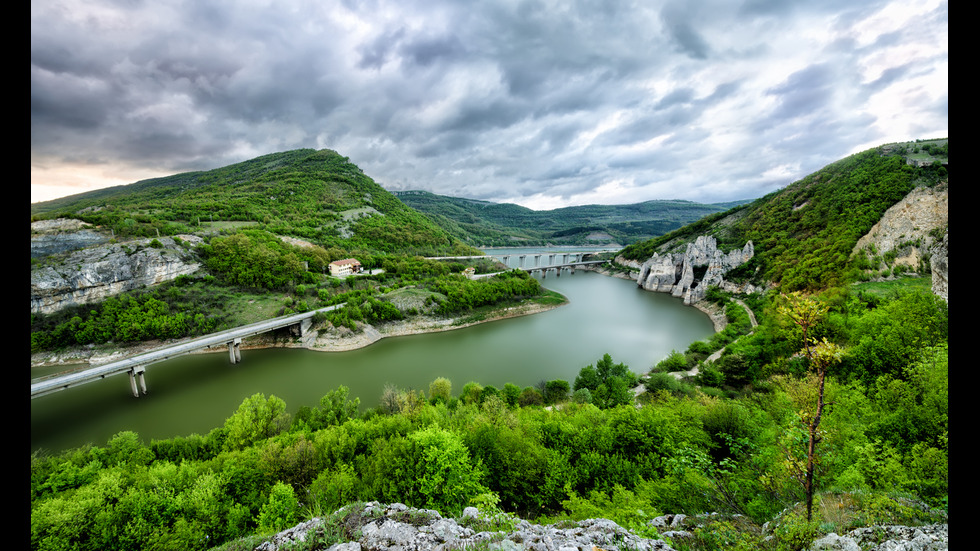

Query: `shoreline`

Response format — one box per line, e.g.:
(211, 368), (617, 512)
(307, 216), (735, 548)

(30, 298), (567, 370)
(31, 268), (724, 370)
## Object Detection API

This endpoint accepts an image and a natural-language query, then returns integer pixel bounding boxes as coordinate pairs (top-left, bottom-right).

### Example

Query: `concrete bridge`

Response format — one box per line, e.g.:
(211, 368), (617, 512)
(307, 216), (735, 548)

(30, 304), (344, 399)
(491, 251), (607, 270)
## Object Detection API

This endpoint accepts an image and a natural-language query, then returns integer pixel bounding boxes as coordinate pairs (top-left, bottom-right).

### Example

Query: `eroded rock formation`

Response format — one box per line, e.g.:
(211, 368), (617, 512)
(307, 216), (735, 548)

(634, 236), (755, 304)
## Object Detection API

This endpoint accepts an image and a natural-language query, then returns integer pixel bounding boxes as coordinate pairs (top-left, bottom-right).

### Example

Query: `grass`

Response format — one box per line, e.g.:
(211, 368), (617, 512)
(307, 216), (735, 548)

(852, 276), (932, 298)
(530, 289), (569, 306)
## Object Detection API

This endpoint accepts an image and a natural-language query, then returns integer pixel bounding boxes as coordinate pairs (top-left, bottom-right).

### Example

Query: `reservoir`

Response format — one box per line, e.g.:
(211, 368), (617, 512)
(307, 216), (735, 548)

(31, 257), (714, 454)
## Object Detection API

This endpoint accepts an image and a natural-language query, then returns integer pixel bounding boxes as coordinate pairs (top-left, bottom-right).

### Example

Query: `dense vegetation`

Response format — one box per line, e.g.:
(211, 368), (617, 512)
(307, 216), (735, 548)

(395, 190), (744, 247)
(30, 288), (948, 550)
(31, 141), (947, 550)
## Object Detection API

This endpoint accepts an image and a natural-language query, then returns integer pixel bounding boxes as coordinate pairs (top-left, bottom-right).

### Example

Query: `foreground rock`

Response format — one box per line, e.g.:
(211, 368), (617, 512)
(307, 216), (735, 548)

(255, 502), (677, 551)
(253, 503), (948, 551)
(809, 524), (947, 550)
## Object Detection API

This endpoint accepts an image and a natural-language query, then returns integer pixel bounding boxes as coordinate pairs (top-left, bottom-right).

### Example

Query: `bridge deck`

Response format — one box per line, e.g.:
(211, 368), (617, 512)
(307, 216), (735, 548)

(30, 304), (343, 399)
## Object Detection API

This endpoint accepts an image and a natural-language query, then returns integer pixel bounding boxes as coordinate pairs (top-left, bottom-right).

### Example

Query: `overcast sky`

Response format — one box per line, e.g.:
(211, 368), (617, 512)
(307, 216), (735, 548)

(31, 0), (947, 209)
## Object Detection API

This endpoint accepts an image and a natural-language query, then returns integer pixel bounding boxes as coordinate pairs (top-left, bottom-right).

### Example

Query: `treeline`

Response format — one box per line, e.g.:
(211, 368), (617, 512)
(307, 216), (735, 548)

(31, 278), (224, 352)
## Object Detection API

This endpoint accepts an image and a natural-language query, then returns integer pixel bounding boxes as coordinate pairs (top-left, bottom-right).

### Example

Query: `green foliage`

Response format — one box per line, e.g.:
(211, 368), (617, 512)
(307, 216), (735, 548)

(410, 425), (490, 516)
(257, 482), (300, 534)
(573, 354), (636, 408)
(223, 394), (290, 451)
(656, 349), (688, 372)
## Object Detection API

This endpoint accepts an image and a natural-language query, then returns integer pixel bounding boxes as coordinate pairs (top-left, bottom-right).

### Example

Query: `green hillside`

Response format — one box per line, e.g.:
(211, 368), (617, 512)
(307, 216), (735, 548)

(620, 138), (948, 291)
(395, 190), (744, 247)
(31, 149), (476, 257)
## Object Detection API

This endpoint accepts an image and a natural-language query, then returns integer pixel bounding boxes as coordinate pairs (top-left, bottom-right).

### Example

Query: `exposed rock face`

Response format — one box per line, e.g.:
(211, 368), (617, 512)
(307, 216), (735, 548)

(851, 184), (948, 300)
(256, 502), (678, 551)
(31, 218), (112, 258)
(31, 233), (203, 315)
(635, 236), (755, 304)
(809, 523), (947, 551)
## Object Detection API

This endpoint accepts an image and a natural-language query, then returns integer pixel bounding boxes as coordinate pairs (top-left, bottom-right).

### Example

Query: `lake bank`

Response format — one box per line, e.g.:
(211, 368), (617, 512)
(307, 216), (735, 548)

(32, 270), (717, 453)
(30, 294), (568, 371)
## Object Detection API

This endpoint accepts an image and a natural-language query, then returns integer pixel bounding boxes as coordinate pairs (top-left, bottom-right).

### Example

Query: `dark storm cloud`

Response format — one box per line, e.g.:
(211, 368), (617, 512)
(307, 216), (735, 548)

(32, 0), (947, 207)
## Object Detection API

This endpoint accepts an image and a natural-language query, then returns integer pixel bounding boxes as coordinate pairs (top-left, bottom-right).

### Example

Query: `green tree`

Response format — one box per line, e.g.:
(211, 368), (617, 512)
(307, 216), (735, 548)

(223, 394), (290, 451)
(257, 481), (299, 534)
(410, 426), (490, 516)
(779, 292), (844, 522)
(429, 377), (453, 403)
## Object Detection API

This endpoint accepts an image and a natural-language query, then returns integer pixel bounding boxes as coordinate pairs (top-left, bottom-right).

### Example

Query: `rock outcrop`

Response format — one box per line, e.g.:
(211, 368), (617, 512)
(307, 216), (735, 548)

(851, 184), (948, 300)
(256, 502), (677, 551)
(809, 523), (947, 551)
(31, 218), (112, 258)
(634, 236), (755, 304)
(31, 222), (203, 314)
(254, 502), (947, 551)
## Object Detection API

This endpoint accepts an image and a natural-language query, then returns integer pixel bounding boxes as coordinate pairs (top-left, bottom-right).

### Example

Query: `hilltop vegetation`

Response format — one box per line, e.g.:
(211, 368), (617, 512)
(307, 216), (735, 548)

(31, 149), (477, 257)
(395, 190), (743, 247)
(31, 150), (521, 352)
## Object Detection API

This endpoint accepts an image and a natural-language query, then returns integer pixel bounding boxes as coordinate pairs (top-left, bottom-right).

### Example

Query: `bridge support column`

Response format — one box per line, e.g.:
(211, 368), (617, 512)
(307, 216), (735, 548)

(534, 254), (540, 267)
(228, 338), (242, 364)
(502, 255), (510, 267)
(519, 255), (526, 268)
(129, 366), (147, 397)
(290, 318), (312, 338)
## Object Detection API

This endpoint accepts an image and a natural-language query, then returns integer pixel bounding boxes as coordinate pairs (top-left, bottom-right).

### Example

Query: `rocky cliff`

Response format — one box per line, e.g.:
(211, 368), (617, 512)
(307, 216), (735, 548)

(632, 236), (755, 304)
(851, 182), (948, 301)
(31, 219), (203, 314)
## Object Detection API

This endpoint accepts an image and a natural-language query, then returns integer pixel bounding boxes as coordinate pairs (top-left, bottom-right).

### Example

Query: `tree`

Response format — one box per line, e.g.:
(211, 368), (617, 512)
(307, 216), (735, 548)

(410, 426), (490, 515)
(779, 292), (844, 521)
(223, 393), (290, 451)
(257, 481), (299, 534)
(429, 377), (452, 403)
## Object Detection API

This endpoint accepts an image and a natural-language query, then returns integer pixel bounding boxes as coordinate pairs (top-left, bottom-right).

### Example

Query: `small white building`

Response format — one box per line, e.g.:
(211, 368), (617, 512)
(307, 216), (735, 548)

(328, 258), (362, 277)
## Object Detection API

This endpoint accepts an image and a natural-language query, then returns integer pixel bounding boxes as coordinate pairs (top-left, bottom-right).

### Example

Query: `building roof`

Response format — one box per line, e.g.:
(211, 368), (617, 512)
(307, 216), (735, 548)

(329, 258), (361, 266)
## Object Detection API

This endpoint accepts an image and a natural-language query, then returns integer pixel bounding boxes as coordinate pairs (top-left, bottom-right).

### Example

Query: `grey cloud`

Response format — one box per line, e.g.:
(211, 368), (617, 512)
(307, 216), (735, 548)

(31, 0), (948, 207)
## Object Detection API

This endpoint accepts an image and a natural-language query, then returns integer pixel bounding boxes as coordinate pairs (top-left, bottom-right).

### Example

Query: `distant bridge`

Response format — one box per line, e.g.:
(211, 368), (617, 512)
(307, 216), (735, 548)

(30, 304), (344, 399)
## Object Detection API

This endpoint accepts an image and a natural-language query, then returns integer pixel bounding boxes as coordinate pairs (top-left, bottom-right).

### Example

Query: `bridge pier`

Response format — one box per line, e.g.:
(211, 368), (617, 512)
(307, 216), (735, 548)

(129, 366), (147, 397)
(519, 254), (526, 268)
(501, 255), (510, 267)
(290, 318), (312, 338)
(228, 338), (242, 364)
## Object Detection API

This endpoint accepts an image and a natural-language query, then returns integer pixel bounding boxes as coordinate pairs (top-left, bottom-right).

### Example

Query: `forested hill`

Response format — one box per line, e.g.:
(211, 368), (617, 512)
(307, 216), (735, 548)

(394, 190), (745, 247)
(619, 138), (949, 291)
(30, 149), (477, 257)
